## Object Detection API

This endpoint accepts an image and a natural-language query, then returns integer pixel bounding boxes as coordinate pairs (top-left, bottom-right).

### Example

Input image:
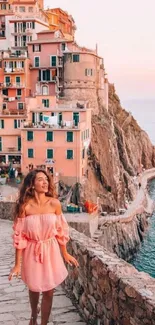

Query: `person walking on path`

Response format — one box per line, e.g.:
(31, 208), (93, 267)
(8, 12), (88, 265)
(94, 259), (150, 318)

(8, 169), (79, 325)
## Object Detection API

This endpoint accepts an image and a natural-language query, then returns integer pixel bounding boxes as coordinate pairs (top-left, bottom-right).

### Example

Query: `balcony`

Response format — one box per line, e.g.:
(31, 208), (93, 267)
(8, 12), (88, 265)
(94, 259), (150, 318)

(3, 83), (25, 88)
(4, 67), (24, 74)
(22, 120), (85, 130)
(0, 108), (26, 116)
(1, 51), (27, 59)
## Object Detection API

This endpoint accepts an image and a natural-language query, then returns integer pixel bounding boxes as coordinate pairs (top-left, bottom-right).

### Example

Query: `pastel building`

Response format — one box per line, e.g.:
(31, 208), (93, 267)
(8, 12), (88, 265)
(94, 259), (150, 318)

(0, 50), (30, 113)
(28, 29), (108, 109)
(21, 96), (91, 185)
(0, 0), (49, 51)
(28, 30), (71, 98)
(44, 8), (76, 40)
(0, 99), (24, 166)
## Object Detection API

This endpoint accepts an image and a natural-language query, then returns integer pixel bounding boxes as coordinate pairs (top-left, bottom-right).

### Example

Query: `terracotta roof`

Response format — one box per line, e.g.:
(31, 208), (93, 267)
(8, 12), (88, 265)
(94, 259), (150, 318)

(28, 38), (72, 45)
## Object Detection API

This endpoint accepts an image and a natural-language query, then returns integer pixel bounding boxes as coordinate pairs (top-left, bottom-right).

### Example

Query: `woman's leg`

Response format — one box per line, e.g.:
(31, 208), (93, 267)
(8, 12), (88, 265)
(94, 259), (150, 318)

(29, 290), (40, 325)
(41, 289), (54, 325)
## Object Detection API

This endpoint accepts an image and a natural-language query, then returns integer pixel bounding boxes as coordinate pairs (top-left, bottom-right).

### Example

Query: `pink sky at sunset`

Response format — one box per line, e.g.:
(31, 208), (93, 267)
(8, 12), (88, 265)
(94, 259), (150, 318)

(45, 0), (155, 101)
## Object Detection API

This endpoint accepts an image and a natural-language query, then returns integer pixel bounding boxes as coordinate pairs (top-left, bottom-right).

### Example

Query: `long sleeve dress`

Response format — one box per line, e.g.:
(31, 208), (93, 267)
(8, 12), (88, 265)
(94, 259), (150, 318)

(13, 213), (69, 292)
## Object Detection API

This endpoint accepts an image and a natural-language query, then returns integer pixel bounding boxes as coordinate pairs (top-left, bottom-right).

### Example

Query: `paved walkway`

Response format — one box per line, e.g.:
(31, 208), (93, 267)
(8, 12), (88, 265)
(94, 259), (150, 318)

(0, 220), (86, 325)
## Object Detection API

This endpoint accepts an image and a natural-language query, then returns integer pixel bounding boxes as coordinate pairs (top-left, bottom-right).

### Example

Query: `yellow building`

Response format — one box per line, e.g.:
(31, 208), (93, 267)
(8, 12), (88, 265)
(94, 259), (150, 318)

(44, 8), (76, 41)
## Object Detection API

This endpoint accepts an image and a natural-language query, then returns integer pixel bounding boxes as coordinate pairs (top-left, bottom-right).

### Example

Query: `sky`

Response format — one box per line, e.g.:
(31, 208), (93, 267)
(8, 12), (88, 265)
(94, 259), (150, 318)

(44, 0), (155, 101)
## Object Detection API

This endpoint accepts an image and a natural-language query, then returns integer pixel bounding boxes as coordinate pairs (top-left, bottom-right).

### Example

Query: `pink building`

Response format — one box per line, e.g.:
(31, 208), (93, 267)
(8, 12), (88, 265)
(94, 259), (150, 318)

(0, 107), (24, 167)
(21, 97), (91, 185)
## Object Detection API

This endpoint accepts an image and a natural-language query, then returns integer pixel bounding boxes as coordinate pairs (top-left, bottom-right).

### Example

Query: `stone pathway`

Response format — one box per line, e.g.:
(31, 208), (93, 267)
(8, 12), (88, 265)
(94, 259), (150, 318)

(0, 220), (86, 325)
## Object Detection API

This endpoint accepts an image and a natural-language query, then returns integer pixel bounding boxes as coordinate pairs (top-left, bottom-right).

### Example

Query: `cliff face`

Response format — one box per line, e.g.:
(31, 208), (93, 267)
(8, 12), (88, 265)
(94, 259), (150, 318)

(63, 84), (155, 211)
(81, 84), (155, 211)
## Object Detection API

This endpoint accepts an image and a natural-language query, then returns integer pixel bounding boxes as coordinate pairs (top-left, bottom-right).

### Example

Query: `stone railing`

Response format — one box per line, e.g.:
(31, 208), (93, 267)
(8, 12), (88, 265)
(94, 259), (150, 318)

(65, 228), (155, 325)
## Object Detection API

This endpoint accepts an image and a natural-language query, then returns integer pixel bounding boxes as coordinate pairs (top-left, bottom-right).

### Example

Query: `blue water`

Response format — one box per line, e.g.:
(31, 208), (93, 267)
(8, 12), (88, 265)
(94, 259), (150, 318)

(122, 99), (155, 276)
(131, 179), (155, 278)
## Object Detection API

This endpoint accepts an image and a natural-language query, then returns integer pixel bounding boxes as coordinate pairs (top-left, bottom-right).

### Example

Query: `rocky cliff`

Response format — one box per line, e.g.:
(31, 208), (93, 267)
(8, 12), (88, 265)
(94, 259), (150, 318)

(61, 84), (155, 211)
(81, 84), (155, 211)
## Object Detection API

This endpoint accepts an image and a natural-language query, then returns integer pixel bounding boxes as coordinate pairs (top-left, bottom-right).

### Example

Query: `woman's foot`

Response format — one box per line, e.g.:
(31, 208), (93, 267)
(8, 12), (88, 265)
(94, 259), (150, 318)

(29, 317), (38, 325)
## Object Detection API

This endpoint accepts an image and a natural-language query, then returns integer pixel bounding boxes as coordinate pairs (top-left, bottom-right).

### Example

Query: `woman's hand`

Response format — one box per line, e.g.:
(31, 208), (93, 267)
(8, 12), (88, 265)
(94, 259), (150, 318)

(8, 265), (20, 281)
(63, 252), (79, 267)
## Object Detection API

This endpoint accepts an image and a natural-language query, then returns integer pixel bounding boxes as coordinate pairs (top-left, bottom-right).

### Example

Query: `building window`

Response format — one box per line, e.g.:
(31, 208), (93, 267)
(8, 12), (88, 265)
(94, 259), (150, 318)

(28, 148), (34, 158)
(67, 149), (73, 160)
(67, 131), (73, 142)
(0, 137), (2, 151)
(34, 56), (40, 68)
(46, 131), (53, 142)
(17, 89), (22, 96)
(73, 54), (80, 62)
(14, 119), (20, 129)
(16, 76), (20, 85)
(73, 112), (79, 126)
(18, 136), (21, 151)
(33, 44), (41, 52)
(27, 131), (33, 141)
(42, 85), (48, 95)
(39, 70), (50, 82)
(82, 148), (85, 159)
(19, 6), (25, 12)
(2, 89), (8, 96)
(47, 149), (53, 159)
(42, 99), (49, 108)
(50, 56), (57, 67)
(5, 76), (10, 85)
(0, 120), (4, 129)
(2, 103), (6, 110)
(61, 43), (66, 51)
(85, 69), (93, 76)
(18, 102), (24, 110)
(29, 7), (33, 12)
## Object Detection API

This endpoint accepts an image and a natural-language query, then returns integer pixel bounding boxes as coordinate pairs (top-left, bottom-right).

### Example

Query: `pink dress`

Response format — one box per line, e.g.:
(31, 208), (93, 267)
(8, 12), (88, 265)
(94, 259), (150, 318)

(13, 213), (69, 292)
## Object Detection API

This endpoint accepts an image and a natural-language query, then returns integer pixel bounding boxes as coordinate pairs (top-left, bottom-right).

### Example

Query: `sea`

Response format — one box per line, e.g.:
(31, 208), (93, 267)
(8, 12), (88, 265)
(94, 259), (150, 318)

(122, 99), (155, 145)
(122, 99), (155, 277)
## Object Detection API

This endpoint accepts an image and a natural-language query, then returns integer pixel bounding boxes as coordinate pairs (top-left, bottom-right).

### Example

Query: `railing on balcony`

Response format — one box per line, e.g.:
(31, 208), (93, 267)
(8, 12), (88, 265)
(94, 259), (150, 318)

(0, 108), (26, 115)
(3, 83), (25, 88)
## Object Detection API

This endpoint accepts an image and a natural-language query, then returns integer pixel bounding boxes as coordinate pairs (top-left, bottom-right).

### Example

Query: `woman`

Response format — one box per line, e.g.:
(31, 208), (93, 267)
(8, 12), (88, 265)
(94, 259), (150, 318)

(8, 169), (79, 325)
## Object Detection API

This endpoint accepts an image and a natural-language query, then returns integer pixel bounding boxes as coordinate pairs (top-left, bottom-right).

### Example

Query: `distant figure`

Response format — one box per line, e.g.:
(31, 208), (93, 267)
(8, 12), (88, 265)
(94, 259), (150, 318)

(137, 173), (142, 189)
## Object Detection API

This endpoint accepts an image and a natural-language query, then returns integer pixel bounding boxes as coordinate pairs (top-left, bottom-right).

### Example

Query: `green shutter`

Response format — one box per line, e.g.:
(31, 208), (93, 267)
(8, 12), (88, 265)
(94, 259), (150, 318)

(51, 56), (56, 66)
(14, 120), (17, 129)
(1, 120), (4, 129)
(73, 54), (79, 62)
(0, 137), (2, 151)
(28, 148), (33, 158)
(46, 99), (49, 107)
(47, 149), (53, 159)
(18, 136), (21, 151)
(27, 131), (33, 141)
(67, 150), (73, 159)
(39, 112), (43, 122)
(58, 112), (62, 126)
(46, 131), (53, 142)
(73, 112), (79, 126)
(47, 70), (50, 81)
(67, 131), (73, 142)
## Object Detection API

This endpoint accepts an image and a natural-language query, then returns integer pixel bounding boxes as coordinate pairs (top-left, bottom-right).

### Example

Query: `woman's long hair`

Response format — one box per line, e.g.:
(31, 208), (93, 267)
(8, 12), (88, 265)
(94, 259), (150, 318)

(14, 169), (56, 221)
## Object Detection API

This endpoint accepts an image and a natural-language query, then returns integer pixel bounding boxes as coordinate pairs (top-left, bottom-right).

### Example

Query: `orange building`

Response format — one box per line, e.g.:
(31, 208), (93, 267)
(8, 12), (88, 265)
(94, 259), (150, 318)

(44, 8), (76, 40)
(0, 50), (30, 114)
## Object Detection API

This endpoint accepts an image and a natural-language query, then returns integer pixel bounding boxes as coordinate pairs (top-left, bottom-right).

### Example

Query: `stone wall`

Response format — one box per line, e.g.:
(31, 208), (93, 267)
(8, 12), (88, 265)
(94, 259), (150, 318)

(98, 212), (148, 261)
(65, 228), (155, 325)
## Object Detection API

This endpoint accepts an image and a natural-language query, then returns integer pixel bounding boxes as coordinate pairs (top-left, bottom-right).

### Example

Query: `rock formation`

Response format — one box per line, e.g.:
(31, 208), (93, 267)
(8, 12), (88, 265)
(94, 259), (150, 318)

(61, 83), (155, 211)
(81, 84), (155, 211)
